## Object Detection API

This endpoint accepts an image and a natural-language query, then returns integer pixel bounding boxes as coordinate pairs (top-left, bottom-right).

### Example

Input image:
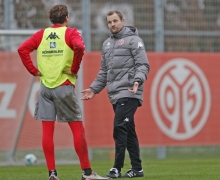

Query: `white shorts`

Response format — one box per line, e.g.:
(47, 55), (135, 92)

(34, 83), (82, 122)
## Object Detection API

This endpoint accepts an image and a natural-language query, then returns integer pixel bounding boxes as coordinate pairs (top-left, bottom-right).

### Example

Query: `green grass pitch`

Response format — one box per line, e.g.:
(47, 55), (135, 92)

(0, 158), (220, 180)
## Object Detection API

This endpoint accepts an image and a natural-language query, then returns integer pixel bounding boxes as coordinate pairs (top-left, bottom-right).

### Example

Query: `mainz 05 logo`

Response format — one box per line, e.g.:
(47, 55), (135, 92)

(46, 32), (60, 40)
(150, 58), (211, 140)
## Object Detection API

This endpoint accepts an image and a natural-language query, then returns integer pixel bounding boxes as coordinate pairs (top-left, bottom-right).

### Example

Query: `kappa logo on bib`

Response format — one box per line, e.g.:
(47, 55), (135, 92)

(46, 32), (60, 40)
(150, 58), (211, 140)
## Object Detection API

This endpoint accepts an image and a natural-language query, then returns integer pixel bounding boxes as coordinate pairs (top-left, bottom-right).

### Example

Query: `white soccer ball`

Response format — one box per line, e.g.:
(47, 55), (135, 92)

(24, 153), (37, 165)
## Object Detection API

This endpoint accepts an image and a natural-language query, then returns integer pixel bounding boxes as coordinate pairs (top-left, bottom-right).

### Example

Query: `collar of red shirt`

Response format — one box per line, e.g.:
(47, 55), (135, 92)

(51, 24), (65, 28)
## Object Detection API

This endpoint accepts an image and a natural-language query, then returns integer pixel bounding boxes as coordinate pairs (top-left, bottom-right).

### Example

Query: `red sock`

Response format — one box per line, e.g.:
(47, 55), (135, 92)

(42, 121), (55, 171)
(68, 121), (91, 169)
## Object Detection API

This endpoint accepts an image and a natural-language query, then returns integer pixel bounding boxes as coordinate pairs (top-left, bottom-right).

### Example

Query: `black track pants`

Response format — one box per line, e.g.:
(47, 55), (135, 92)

(112, 98), (142, 170)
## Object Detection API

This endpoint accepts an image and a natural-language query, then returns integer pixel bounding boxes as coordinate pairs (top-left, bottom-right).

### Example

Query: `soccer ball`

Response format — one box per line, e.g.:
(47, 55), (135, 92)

(24, 153), (37, 165)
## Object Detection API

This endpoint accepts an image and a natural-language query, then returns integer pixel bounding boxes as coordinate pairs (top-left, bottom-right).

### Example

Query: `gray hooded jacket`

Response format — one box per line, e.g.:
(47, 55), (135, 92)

(90, 26), (150, 105)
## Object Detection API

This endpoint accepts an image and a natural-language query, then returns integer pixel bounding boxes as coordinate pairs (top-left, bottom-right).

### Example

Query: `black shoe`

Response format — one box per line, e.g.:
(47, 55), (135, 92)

(122, 169), (144, 178)
(106, 168), (121, 178)
(49, 170), (59, 180)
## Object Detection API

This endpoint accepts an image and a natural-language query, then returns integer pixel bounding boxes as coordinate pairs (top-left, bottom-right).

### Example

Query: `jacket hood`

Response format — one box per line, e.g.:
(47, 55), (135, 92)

(109, 26), (138, 39)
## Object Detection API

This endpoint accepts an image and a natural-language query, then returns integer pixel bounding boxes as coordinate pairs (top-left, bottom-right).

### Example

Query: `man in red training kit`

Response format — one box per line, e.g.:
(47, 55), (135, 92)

(18, 4), (108, 180)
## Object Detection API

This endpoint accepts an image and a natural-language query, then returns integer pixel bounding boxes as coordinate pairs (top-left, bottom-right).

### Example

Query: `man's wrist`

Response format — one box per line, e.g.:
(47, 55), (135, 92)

(89, 87), (97, 94)
(134, 78), (142, 85)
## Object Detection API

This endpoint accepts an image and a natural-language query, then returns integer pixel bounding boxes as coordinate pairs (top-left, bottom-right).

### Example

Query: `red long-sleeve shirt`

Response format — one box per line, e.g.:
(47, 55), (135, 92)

(18, 24), (85, 85)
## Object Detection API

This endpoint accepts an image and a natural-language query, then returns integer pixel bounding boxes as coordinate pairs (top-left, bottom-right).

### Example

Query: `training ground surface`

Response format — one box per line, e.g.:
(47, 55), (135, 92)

(0, 158), (220, 180)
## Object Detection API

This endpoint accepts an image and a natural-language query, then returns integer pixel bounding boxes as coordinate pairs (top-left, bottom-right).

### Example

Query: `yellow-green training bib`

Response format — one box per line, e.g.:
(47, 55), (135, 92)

(37, 27), (75, 88)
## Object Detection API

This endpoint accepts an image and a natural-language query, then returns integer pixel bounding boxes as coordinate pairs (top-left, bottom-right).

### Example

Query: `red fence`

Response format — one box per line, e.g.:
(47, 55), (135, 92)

(0, 52), (219, 150)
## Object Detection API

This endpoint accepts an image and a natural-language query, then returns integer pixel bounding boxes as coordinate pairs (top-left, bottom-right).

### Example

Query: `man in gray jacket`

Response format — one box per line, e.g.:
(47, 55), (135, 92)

(82, 11), (150, 178)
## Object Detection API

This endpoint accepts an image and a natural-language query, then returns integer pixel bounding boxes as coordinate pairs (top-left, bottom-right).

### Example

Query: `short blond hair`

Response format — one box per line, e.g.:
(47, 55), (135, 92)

(106, 11), (123, 21)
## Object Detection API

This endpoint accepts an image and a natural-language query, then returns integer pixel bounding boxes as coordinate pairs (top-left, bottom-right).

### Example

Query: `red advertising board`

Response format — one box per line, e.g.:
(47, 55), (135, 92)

(83, 52), (220, 147)
(0, 52), (219, 150)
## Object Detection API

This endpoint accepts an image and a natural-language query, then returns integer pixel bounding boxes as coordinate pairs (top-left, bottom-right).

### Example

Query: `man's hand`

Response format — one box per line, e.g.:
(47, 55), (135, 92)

(81, 88), (95, 100)
(128, 82), (139, 93)
(62, 70), (78, 79)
